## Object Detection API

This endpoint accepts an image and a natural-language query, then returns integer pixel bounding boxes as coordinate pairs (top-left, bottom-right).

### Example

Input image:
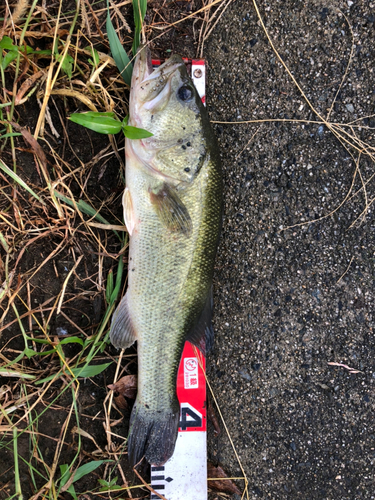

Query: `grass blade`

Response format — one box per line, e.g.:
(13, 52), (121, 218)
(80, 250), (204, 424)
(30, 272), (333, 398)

(106, 0), (132, 84)
(132, 0), (147, 54)
(54, 191), (122, 240)
(13, 428), (23, 500)
(35, 362), (112, 385)
(54, 192), (109, 223)
(110, 253), (124, 305)
(0, 158), (44, 203)
(71, 460), (106, 482)
(0, 369), (36, 379)
(106, 269), (114, 304)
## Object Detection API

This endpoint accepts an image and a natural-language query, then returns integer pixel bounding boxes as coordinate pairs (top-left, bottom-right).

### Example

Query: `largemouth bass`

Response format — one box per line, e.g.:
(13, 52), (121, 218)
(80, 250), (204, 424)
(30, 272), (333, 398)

(109, 45), (223, 466)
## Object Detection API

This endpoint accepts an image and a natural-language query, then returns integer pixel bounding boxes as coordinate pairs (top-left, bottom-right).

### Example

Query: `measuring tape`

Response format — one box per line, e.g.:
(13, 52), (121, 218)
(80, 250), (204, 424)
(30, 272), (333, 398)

(150, 59), (207, 500)
(151, 342), (207, 500)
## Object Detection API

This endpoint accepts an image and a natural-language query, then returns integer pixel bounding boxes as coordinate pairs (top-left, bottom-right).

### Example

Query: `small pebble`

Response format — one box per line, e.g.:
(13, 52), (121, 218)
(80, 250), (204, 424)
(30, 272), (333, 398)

(56, 327), (68, 336)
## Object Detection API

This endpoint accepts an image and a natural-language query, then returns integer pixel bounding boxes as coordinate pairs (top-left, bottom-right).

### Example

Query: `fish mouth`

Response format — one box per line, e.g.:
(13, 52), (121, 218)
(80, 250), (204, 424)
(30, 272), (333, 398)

(131, 44), (153, 86)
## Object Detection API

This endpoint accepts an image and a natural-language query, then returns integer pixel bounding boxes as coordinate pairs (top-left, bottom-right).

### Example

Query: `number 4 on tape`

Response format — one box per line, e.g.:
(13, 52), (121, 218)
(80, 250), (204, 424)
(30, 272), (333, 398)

(151, 341), (207, 500)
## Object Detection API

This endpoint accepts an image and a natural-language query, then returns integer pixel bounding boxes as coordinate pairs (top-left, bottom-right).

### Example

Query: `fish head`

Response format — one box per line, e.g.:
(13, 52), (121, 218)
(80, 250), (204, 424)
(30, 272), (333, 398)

(129, 45), (210, 184)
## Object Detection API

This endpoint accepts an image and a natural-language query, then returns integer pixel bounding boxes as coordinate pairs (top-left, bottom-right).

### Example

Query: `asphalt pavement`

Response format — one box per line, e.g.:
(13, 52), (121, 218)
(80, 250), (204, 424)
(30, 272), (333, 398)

(204, 1), (375, 498)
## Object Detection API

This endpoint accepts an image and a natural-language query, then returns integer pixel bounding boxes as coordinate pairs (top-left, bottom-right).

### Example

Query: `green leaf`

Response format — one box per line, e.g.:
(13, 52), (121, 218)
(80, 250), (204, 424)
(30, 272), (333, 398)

(33, 349), (56, 356)
(99, 476), (118, 487)
(0, 159), (44, 203)
(69, 112), (122, 135)
(0, 36), (18, 50)
(73, 362), (112, 378)
(74, 111), (116, 118)
(98, 476), (121, 491)
(55, 50), (74, 79)
(24, 348), (38, 359)
(110, 255), (124, 305)
(106, 269), (114, 305)
(99, 483), (122, 491)
(35, 362), (112, 384)
(132, 0), (147, 54)
(0, 232), (9, 252)
(123, 125), (153, 139)
(28, 49), (52, 57)
(85, 46), (100, 66)
(1, 50), (18, 70)
(0, 38), (50, 70)
(26, 336), (50, 344)
(59, 464), (70, 486)
(0, 133), (22, 139)
(59, 464), (78, 500)
(106, 0), (132, 84)
(133, 0), (147, 31)
(59, 336), (84, 346)
(71, 460), (106, 483)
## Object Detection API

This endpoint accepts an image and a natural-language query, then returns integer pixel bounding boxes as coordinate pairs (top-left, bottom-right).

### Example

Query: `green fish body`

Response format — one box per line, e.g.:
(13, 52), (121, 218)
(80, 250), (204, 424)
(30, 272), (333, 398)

(110, 46), (223, 466)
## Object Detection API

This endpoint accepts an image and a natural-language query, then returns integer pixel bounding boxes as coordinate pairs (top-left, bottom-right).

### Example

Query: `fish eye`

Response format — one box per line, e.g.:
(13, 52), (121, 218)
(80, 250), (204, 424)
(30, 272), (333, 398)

(177, 85), (194, 101)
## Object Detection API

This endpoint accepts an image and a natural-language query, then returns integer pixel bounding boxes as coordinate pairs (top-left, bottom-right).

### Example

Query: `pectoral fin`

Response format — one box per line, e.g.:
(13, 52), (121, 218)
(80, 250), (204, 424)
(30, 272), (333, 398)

(123, 187), (135, 236)
(149, 183), (192, 236)
(109, 293), (137, 349)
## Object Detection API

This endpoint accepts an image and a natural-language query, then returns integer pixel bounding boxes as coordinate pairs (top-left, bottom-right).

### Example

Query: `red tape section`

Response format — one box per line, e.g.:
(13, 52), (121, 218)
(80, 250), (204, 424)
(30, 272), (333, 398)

(177, 341), (207, 432)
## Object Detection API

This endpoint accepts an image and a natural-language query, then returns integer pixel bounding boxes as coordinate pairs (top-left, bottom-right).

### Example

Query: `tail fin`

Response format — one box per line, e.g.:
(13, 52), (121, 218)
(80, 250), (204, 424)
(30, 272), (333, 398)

(127, 400), (180, 466)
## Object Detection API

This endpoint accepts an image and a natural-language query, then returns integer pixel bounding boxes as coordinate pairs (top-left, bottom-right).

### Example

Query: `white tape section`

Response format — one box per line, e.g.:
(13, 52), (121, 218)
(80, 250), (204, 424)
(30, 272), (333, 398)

(150, 431), (207, 500)
(191, 60), (206, 106)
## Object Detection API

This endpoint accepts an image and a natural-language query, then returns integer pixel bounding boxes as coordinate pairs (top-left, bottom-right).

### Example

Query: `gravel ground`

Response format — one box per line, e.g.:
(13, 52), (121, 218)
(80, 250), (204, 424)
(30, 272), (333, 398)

(204, 1), (375, 498)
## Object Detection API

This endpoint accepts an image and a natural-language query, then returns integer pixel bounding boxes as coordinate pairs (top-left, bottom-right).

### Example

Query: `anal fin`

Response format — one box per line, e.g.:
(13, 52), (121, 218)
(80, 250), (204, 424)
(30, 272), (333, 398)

(186, 287), (215, 355)
(149, 183), (192, 236)
(109, 293), (137, 349)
